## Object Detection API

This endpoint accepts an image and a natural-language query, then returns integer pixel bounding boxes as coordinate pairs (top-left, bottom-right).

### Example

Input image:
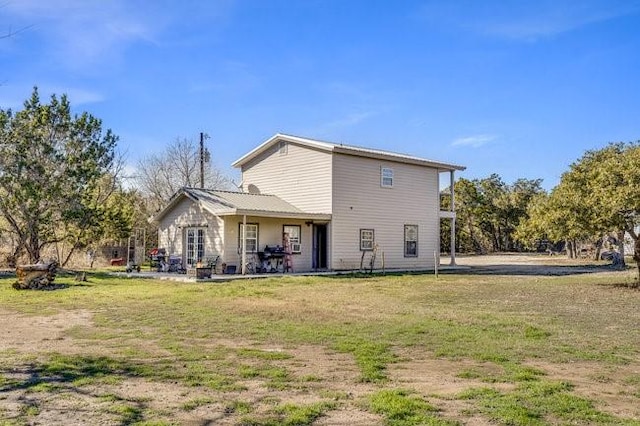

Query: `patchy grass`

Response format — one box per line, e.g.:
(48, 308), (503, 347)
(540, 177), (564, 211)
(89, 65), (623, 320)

(239, 401), (336, 426)
(459, 380), (635, 425)
(1, 261), (639, 424)
(366, 388), (457, 426)
(181, 396), (214, 411)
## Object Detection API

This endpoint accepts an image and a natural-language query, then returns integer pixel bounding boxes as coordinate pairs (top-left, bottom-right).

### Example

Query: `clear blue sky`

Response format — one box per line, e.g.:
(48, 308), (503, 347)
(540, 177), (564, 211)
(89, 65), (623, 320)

(2, 0), (639, 189)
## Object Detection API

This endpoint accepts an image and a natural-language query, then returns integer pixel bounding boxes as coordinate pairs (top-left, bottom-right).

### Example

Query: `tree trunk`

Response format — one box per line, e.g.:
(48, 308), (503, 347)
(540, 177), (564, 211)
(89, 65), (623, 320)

(594, 236), (603, 261)
(14, 261), (58, 290)
(633, 237), (640, 284)
(566, 239), (574, 259)
(28, 228), (41, 263)
(616, 231), (626, 267)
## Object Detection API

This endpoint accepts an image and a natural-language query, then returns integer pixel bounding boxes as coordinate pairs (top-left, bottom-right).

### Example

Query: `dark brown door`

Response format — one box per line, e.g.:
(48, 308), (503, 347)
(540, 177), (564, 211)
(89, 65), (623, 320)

(313, 224), (327, 270)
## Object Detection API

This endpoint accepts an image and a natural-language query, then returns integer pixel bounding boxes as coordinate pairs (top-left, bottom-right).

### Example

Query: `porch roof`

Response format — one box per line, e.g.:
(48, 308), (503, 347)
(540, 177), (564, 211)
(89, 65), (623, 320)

(151, 187), (331, 223)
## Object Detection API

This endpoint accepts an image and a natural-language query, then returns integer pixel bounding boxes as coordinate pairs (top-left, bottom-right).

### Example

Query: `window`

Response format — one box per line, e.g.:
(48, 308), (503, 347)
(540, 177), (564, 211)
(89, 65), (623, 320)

(381, 167), (394, 187)
(360, 229), (374, 251)
(404, 225), (418, 257)
(278, 140), (288, 155)
(283, 225), (301, 253)
(185, 227), (205, 267)
(238, 223), (259, 253)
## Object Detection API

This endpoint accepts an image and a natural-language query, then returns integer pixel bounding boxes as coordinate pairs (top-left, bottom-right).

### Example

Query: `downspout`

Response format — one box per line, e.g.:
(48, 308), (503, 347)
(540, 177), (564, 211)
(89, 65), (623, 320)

(450, 170), (457, 266)
(241, 214), (247, 275)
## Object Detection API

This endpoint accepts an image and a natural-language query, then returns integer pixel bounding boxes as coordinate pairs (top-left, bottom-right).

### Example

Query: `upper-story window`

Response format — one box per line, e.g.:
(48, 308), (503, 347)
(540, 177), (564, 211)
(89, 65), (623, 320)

(381, 167), (394, 188)
(278, 140), (288, 155)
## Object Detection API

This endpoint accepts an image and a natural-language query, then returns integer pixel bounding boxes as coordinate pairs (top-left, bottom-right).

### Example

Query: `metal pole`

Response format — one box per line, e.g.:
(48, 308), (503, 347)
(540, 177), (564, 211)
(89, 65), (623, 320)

(450, 170), (456, 266)
(241, 215), (247, 275)
(200, 132), (205, 189)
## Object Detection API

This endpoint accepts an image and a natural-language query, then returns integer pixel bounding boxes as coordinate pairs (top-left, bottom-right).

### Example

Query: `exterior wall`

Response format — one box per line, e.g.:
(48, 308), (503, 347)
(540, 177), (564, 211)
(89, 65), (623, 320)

(157, 197), (224, 264)
(330, 153), (440, 270)
(240, 141), (333, 213)
(222, 216), (314, 272)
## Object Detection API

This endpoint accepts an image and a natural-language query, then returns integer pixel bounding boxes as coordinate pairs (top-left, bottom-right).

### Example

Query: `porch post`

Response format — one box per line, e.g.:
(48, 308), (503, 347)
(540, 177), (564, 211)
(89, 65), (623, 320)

(241, 214), (247, 275)
(450, 170), (456, 266)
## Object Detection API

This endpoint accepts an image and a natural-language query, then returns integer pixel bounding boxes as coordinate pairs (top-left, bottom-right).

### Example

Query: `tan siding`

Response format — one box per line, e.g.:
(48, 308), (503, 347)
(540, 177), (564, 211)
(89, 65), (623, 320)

(241, 142), (333, 213)
(222, 216), (314, 272)
(157, 197), (224, 264)
(330, 153), (440, 270)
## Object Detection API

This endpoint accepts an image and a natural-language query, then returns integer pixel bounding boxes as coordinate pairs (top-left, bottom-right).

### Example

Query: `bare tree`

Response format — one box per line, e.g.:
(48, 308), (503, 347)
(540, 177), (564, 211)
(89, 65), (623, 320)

(134, 137), (233, 211)
(1, 25), (31, 40)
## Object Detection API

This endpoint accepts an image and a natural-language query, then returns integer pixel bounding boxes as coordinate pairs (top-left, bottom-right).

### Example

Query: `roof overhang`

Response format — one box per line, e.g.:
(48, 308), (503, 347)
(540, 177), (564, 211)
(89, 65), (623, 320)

(232, 133), (466, 172)
(331, 145), (466, 172)
(149, 187), (332, 224)
(219, 210), (332, 221)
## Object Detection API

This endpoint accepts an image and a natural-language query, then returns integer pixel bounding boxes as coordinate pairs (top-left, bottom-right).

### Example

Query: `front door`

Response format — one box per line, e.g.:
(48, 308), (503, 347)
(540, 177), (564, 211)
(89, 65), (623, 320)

(312, 224), (327, 270)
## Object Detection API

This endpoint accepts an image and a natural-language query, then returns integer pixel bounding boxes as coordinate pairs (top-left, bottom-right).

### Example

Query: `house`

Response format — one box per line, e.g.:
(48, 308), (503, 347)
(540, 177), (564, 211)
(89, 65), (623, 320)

(152, 133), (465, 273)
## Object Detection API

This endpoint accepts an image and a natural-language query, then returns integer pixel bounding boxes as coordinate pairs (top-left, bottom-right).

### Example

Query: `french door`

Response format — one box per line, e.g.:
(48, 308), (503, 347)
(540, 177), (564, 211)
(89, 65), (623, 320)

(185, 227), (205, 267)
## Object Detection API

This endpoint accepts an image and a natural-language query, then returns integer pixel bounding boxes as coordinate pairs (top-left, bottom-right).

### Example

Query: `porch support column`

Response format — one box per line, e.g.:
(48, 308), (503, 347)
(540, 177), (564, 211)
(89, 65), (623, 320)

(241, 214), (247, 275)
(450, 170), (457, 266)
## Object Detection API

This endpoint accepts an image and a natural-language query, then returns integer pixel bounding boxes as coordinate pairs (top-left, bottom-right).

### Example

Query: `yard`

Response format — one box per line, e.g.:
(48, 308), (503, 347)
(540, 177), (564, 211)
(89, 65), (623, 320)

(0, 255), (639, 425)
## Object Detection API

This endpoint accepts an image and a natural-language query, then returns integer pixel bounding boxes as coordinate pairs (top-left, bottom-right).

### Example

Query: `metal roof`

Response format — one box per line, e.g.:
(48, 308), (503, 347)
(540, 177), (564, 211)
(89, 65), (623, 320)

(232, 133), (466, 171)
(151, 187), (331, 223)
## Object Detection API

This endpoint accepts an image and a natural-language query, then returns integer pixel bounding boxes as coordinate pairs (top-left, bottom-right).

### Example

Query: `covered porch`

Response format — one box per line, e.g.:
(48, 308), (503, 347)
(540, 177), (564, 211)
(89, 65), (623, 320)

(152, 188), (330, 275)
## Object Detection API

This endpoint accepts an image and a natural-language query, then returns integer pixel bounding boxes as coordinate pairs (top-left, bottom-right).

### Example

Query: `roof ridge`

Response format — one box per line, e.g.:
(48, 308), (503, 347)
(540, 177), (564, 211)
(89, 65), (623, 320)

(233, 133), (465, 171)
(276, 132), (338, 146)
(184, 187), (279, 197)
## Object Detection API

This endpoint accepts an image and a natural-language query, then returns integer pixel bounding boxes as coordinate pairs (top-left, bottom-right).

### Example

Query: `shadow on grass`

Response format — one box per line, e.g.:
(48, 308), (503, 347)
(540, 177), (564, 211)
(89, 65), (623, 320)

(1, 355), (149, 425)
(323, 263), (621, 279)
(597, 281), (640, 290)
(447, 263), (622, 277)
(12, 283), (70, 291)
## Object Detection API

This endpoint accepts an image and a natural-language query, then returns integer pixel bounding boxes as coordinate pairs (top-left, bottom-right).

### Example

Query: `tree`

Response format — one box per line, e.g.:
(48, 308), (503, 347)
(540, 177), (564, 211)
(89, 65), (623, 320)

(0, 87), (119, 264)
(515, 184), (592, 258)
(52, 173), (138, 266)
(134, 137), (233, 211)
(516, 142), (640, 279)
(442, 175), (545, 254)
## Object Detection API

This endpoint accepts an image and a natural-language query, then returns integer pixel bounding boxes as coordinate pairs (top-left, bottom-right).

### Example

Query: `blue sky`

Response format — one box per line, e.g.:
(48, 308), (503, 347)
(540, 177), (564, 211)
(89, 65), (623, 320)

(1, 0), (639, 189)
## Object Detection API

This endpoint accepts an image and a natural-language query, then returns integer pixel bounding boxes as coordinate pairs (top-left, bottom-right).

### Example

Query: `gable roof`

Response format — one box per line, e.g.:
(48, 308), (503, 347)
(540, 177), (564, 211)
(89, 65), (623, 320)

(232, 133), (466, 171)
(150, 187), (331, 223)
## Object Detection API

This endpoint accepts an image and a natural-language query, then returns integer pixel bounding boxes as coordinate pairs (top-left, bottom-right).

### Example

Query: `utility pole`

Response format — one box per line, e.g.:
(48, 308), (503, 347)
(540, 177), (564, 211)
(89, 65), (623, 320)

(199, 132), (211, 189)
(200, 132), (205, 189)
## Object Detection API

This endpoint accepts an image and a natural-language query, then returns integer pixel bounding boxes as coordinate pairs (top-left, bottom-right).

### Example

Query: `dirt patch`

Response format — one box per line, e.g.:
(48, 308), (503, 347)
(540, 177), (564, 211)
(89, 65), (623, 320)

(0, 308), (381, 425)
(453, 254), (621, 276)
(527, 360), (640, 420)
(388, 351), (514, 425)
(0, 309), (93, 354)
(386, 349), (640, 423)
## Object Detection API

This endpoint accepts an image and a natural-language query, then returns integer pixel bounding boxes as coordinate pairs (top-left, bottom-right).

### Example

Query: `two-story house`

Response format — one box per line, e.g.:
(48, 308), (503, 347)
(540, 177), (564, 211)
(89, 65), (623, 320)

(152, 133), (465, 273)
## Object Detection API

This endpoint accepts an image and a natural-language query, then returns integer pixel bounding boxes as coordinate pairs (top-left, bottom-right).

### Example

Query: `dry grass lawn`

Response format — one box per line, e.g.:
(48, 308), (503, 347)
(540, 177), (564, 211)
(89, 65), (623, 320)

(0, 254), (639, 425)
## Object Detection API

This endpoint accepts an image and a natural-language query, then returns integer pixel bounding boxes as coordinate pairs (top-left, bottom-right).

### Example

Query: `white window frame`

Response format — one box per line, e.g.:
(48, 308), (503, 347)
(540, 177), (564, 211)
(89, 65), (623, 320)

(360, 229), (374, 251)
(283, 225), (301, 254)
(404, 224), (418, 257)
(239, 223), (259, 253)
(185, 227), (205, 267)
(381, 167), (394, 188)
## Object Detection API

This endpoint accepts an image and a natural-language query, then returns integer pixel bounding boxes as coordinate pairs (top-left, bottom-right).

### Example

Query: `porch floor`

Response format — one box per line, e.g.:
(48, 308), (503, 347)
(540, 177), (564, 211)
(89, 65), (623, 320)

(110, 265), (468, 283)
